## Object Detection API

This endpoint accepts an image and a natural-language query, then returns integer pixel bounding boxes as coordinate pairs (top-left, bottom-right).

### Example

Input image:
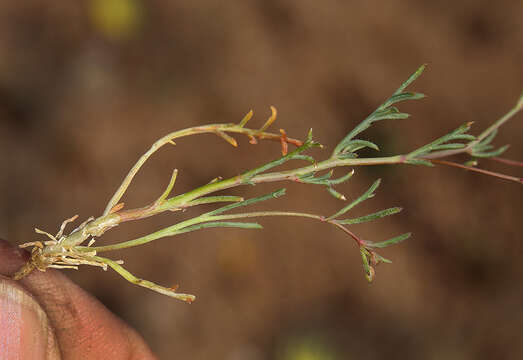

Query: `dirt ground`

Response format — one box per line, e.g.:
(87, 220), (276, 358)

(1, 1), (522, 359)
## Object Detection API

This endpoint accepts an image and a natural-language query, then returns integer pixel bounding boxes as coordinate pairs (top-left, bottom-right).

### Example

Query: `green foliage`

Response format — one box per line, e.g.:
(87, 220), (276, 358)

(327, 179), (381, 220)
(469, 129), (509, 158)
(406, 122), (475, 163)
(337, 207), (403, 225)
(15, 66), (522, 302)
(206, 189), (287, 216)
(366, 232), (412, 248)
(332, 64), (426, 157)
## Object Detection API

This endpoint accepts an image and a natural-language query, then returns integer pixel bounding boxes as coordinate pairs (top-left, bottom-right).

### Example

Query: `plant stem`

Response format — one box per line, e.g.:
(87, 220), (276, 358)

(102, 124), (303, 216)
(85, 210), (364, 253)
(430, 159), (522, 184)
(423, 97), (523, 160)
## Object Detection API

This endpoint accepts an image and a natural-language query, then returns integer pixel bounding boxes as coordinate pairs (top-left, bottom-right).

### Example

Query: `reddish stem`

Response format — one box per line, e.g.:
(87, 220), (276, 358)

(430, 159), (522, 184)
(490, 157), (523, 167)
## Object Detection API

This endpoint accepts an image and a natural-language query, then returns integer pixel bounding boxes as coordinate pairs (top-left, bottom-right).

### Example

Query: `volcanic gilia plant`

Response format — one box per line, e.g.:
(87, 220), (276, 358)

(13, 66), (523, 303)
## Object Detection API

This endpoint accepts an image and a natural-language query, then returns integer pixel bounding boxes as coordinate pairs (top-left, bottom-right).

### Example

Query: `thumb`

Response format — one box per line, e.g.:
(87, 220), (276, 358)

(0, 277), (61, 359)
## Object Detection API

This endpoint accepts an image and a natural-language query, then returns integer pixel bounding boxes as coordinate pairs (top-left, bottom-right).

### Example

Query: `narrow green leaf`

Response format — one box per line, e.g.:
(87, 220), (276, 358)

(206, 189), (286, 216)
(340, 140), (380, 154)
(394, 64), (426, 95)
(327, 187), (346, 200)
(406, 159), (434, 167)
(297, 172), (315, 181)
(381, 92), (425, 109)
(328, 170), (355, 185)
(307, 170), (333, 183)
(452, 134), (476, 141)
(517, 91), (523, 108)
(472, 144), (494, 152)
(327, 179), (381, 220)
(291, 154), (316, 163)
(432, 143), (467, 151)
(407, 122), (474, 159)
(366, 232), (411, 248)
(186, 196), (244, 206)
(176, 221), (263, 234)
(471, 144), (509, 158)
(242, 136), (317, 179)
(337, 207), (403, 225)
(478, 128), (498, 146)
(337, 152), (359, 159)
(368, 110), (410, 122)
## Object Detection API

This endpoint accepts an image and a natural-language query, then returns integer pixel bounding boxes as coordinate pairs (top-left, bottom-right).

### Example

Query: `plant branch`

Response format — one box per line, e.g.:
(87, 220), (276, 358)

(14, 66), (522, 300)
(429, 159), (522, 184)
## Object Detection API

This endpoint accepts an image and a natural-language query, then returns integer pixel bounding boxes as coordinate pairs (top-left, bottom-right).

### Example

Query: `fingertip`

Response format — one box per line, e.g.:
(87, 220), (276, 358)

(0, 277), (61, 359)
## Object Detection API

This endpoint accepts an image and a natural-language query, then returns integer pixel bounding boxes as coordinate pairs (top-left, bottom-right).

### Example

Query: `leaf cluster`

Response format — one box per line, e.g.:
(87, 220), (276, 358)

(332, 65), (426, 158)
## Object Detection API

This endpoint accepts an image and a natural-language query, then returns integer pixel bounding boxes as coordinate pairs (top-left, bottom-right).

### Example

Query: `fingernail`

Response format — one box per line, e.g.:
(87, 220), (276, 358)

(0, 279), (60, 359)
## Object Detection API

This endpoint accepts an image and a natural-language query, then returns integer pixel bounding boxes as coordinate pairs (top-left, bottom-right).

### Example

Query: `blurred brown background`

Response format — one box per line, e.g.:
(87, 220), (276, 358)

(1, 0), (522, 359)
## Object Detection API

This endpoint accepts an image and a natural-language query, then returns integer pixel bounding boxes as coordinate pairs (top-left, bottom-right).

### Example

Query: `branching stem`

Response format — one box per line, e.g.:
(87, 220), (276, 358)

(13, 67), (522, 302)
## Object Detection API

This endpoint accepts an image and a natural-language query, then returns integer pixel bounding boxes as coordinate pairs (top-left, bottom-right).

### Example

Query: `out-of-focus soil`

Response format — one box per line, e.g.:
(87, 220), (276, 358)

(1, 1), (522, 359)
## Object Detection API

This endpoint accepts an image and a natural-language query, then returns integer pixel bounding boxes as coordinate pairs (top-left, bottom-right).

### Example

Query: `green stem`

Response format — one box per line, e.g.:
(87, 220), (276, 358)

(83, 209), (364, 253)
(474, 98), (523, 144)
(423, 97), (523, 160)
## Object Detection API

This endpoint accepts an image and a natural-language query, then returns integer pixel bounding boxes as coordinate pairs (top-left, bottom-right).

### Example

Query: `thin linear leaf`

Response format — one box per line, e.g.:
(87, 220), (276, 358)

(366, 232), (411, 248)
(185, 196), (244, 206)
(328, 170), (355, 185)
(259, 106), (277, 131)
(473, 144), (494, 152)
(298, 171), (333, 185)
(327, 187), (346, 200)
(471, 144), (509, 158)
(366, 109), (410, 122)
(381, 92), (426, 109)
(340, 139), (380, 153)
(216, 131), (238, 147)
(242, 135), (319, 179)
(155, 169), (178, 204)
(478, 128), (498, 146)
(206, 189), (286, 216)
(291, 154), (316, 163)
(395, 64), (426, 94)
(405, 159), (434, 167)
(336, 152), (359, 159)
(407, 122), (474, 159)
(327, 179), (381, 220)
(176, 221), (263, 235)
(432, 143), (467, 151)
(452, 134), (475, 141)
(337, 207), (403, 225)
(238, 110), (254, 127)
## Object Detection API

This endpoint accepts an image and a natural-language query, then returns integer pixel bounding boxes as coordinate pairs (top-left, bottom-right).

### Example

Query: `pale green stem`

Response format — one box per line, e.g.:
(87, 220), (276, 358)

(84, 209), (362, 253)
(93, 256), (195, 303)
(474, 98), (522, 144)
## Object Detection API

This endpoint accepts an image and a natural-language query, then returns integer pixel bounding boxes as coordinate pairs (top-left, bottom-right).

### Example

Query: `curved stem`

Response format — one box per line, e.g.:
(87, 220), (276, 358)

(430, 159), (522, 184)
(102, 124), (302, 216)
